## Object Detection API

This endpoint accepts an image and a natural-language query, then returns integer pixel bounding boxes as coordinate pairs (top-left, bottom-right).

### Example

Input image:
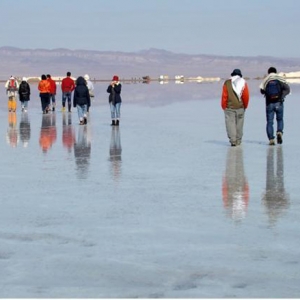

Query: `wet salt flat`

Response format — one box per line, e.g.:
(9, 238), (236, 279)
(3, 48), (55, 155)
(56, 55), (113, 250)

(0, 81), (300, 298)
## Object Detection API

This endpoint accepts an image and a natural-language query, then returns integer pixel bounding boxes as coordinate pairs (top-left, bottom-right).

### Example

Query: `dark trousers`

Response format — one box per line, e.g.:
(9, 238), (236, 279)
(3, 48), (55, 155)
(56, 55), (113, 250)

(40, 93), (50, 111)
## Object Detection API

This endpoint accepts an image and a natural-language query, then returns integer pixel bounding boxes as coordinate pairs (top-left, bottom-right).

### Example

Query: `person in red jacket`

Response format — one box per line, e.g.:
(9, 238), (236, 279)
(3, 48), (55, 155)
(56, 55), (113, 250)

(47, 74), (57, 112)
(61, 71), (75, 112)
(221, 69), (250, 146)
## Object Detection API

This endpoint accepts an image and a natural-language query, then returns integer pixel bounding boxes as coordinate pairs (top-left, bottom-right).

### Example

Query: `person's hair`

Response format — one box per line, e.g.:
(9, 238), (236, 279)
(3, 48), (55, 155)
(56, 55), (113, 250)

(47, 74), (51, 78)
(41, 74), (47, 80)
(67, 72), (71, 76)
(268, 67), (277, 74)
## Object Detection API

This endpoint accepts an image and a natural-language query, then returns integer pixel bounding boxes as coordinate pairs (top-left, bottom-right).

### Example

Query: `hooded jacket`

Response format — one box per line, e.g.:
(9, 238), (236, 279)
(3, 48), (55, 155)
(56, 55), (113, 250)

(18, 81), (31, 101)
(107, 82), (122, 104)
(73, 76), (91, 107)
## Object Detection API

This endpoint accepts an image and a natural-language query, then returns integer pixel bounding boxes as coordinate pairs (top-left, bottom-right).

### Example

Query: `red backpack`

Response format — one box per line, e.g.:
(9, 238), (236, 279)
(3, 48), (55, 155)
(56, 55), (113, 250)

(8, 79), (17, 91)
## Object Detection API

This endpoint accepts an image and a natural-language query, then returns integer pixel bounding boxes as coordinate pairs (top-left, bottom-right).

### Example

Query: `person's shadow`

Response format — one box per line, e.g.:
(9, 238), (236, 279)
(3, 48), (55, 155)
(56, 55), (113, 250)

(74, 125), (91, 179)
(62, 113), (75, 153)
(262, 146), (290, 226)
(109, 126), (122, 182)
(39, 114), (57, 153)
(222, 147), (249, 222)
(19, 113), (31, 148)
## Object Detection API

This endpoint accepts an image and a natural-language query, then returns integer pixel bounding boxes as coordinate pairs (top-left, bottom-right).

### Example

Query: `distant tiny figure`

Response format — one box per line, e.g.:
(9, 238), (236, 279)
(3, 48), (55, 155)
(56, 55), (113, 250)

(47, 74), (57, 111)
(84, 74), (94, 113)
(18, 77), (31, 112)
(5, 76), (19, 112)
(73, 76), (90, 125)
(38, 74), (51, 114)
(61, 71), (75, 112)
(107, 75), (122, 126)
(259, 67), (290, 145)
(221, 69), (249, 146)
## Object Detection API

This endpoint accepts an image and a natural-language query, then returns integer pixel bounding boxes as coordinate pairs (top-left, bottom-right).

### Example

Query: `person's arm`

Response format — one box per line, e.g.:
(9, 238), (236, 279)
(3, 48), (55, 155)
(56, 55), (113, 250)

(241, 83), (250, 109)
(221, 84), (228, 110)
(281, 82), (290, 99)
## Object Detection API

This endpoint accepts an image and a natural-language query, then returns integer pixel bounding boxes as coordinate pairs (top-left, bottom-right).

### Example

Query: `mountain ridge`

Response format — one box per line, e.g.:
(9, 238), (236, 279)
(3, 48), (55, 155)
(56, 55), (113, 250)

(1, 46), (300, 80)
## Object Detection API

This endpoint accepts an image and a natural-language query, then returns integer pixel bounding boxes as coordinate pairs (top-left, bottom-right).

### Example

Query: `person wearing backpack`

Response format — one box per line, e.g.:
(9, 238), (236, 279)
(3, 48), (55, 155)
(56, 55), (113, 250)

(221, 69), (250, 146)
(260, 67), (290, 145)
(18, 77), (31, 112)
(5, 76), (19, 112)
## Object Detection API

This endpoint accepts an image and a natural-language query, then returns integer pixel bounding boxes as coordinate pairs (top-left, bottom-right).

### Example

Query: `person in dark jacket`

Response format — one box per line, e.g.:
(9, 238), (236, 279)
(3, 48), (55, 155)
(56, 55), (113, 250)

(73, 76), (90, 125)
(18, 77), (31, 112)
(107, 75), (122, 126)
(260, 67), (290, 145)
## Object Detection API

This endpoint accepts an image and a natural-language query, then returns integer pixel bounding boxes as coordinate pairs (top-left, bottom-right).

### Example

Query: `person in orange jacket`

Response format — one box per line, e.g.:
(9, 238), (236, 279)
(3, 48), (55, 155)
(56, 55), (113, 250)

(47, 74), (57, 112)
(38, 74), (51, 114)
(221, 69), (250, 146)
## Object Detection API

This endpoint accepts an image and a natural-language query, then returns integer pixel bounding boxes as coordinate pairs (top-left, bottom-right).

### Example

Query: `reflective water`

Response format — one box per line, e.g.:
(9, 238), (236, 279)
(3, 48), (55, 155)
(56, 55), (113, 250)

(0, 82), (299, 298)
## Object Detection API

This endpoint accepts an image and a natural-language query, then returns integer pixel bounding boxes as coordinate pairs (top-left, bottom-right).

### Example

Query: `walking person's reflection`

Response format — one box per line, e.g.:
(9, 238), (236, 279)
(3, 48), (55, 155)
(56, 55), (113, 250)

(39, 114), (57, 153)
(222, 147), (249, 221)
(62, 113), (75, 153)
(6, 112), (18, 147)
(109, 126), (122, 181)
(262, 147), (289, 225)
(74, 125), (91, 179)
(19, 112), (31, 148)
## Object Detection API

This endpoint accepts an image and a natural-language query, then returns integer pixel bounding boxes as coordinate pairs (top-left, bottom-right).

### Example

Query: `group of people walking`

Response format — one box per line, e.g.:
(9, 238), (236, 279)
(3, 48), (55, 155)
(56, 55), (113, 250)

(4, 72), (123, 126)
(221, 66), (290, 146)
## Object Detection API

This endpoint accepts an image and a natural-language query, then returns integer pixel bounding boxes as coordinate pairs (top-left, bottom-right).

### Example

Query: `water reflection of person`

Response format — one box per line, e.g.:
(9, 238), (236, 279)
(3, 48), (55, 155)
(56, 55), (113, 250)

(109, 126), (122, 181)
(39, 114), (57, 153)
(222, 147), (249, 221)
(19, 112), (31, 147)
(74, 125), (91, 179)
(62, 113), (76, 153)
(6, 112), (19, 147)
(262, 146), (290, 225)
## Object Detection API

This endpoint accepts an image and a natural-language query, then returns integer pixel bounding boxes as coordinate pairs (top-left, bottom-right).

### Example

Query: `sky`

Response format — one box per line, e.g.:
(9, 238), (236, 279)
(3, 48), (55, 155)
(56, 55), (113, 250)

(0, 0), (299, 58)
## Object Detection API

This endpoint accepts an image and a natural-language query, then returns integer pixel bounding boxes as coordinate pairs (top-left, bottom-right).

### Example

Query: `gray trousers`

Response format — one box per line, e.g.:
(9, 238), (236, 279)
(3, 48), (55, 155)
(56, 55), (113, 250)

(224, 108), (245, 144)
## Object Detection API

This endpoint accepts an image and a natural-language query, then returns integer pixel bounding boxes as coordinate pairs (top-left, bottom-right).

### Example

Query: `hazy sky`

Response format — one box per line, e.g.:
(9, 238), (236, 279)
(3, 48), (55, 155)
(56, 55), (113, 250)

(0, 0), (298, 58)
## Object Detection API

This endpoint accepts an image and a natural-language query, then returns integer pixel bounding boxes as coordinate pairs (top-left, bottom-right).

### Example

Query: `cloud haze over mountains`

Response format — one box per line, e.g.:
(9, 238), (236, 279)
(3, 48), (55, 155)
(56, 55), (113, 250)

(1, 46), (300, 80)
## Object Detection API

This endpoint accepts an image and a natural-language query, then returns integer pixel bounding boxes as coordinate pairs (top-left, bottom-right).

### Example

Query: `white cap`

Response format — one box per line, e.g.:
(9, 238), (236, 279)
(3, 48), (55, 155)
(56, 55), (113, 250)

(84, 74), (90, 81)
(22, 77), (27, 82)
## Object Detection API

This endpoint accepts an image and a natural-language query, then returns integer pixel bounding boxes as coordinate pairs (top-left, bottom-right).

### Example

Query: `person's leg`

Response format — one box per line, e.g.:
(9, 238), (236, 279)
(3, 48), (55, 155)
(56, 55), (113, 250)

(62, 92), (66, 111)
(110, 102), (116, 125)
(115, 103), (121, 125)
(236, 108), (245, 145)
(67, 92), (72, 112)
(225, 109), (237, 146)
(82, 104), (88, 124)
(275, 102), (284, 144)
(77, 105), (84, 124)
(266, 103), (275, 144)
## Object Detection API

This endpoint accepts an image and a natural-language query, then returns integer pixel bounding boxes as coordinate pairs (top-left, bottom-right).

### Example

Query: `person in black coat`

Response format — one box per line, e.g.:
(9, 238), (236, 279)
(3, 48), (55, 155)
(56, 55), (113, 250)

(18, 77), (31, 112)
(107, 75), (122, 126)
(73, 76), (91, 125)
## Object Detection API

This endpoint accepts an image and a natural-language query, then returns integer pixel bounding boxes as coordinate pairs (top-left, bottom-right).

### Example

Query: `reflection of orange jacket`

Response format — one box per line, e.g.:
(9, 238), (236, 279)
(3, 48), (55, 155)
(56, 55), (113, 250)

(38, 80), (50, 93)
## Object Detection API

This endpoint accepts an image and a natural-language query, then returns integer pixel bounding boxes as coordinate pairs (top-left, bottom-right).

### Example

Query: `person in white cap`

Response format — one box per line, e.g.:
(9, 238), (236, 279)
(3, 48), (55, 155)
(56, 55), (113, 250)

(5, 76), (19, 112)
(84, 74), (94, 112)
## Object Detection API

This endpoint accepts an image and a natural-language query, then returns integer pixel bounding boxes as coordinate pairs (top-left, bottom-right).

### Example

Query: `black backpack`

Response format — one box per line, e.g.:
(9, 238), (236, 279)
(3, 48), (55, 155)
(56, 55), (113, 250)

(265, 80), (282, 101)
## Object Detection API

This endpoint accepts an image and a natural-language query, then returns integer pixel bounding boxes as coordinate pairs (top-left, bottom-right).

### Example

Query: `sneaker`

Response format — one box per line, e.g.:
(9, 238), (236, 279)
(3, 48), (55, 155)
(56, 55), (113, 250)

(269, 139), (275, 146)
(79, 120), (84, 125)
(52, 107), (55, 112)
(277, 132), (283, 144)
(231, 142), (236, 147)
(111, 120), (116, 126)
(236, 140), (242, 146)
(116, 120), (120, 126)
(62, 107), (66, 112)
(84, 117), (87, 125)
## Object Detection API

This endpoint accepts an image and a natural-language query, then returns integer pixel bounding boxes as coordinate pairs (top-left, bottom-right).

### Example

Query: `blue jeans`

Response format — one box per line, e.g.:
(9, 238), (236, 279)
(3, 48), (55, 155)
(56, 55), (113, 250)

(266, 102), (284, 140)
(110, 102), (121, 119)
(62, 92), (72, 109)
(77, 104), (87, 121)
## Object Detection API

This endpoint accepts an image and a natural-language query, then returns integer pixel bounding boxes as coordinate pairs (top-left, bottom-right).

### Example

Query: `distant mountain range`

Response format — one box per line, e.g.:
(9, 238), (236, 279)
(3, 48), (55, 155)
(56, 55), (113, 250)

(1, 46), (300, 80)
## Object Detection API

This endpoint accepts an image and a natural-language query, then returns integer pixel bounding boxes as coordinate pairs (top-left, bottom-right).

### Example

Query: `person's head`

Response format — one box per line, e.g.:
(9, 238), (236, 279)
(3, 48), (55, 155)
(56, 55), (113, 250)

(76, 76), (86, 86)
(268, 67), (277, 74)
(22, 77), (27, 82)
(47, 74), (51, 79)
(67, 72), (71, 77)
(231, 69), (242, 77)
(112, 75), (119, 81)
(84, 74), (90, 81)
(41, 74), (47, 80)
